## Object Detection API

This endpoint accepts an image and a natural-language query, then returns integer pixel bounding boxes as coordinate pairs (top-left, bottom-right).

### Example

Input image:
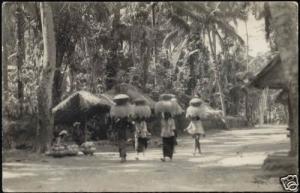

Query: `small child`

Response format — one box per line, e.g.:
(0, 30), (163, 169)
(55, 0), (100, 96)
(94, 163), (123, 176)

(56, 130), (68, 146)
(134, 117), (150, 160)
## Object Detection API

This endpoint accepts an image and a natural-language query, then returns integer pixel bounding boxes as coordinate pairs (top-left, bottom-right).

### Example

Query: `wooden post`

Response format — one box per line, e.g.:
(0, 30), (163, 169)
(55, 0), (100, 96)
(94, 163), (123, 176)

(287, 91), (294, 156)
(84, 115), (87, 142)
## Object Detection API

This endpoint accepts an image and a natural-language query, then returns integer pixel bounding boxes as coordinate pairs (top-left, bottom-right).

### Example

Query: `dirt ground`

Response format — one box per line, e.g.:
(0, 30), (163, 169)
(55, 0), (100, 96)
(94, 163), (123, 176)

(2, 125), (291, 192)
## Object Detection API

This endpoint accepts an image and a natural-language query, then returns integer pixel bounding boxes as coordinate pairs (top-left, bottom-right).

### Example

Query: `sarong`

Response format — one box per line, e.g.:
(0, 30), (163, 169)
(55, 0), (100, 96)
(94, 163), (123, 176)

(137, 137), (148, 153)
(162, 136), (175, 158)
(118, 139), (127, 158)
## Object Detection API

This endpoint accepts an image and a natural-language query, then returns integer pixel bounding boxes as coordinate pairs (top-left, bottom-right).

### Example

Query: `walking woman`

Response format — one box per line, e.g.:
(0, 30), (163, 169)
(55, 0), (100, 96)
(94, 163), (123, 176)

(110, 94), (134, 163)
(160, 112), (176, 161)
(185, 97), (206, 156)
(155, 94), (180, 162)
(133, 98), (151, 160)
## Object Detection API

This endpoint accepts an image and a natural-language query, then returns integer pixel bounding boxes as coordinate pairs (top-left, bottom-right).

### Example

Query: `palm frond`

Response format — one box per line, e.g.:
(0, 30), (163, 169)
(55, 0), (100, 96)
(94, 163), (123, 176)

(213, 27), (225, 49)
(168, 13), (190, 33)
(162, 30), (179, 48)
(214, 18), (244, 45)
(171, 3), (206, 23)
(189, 49), (199, 57)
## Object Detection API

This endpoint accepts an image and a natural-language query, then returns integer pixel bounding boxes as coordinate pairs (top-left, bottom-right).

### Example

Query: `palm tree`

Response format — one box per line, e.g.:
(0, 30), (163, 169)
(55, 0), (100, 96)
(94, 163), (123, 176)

(161, 2), (247, 116)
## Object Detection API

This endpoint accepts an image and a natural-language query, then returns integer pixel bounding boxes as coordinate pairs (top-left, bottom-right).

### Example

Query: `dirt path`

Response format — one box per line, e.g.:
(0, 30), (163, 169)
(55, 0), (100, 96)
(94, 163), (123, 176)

(2, 125), (289, 192)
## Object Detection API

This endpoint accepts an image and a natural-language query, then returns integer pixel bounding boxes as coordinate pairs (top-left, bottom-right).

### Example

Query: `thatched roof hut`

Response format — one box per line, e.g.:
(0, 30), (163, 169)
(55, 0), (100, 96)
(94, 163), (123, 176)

(102, 83), (155, 109)
(250, 54), (288, 89)
(52, 91), (114, 125)
(250, 53), (299, 159)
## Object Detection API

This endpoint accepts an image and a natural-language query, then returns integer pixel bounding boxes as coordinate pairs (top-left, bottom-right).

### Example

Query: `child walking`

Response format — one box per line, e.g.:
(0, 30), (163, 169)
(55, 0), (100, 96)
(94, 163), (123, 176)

(133, 98), (152, 160)
(134, 118), (150, 160)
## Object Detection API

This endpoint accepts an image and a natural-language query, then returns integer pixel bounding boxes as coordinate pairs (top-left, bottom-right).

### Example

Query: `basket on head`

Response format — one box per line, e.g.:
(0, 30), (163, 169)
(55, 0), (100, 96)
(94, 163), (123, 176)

(134, 98), (147, 106)
(110, 104), (134, 118)
(189, 98), (203, 107)
(133, 98), (151, 119)
(186, 98), (204, 118)
(186, 106), (202, 118)
(159, 94), (176, 101)
(155, 100), (176, 115)
(113, 94), (130, 105)
(155, 94), (183, 115)
(110, 94), (133, 118)
(171, 98), (184, 115)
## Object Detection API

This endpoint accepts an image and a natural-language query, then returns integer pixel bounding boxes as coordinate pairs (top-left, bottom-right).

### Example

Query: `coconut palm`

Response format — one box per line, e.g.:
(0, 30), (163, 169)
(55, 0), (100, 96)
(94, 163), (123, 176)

(160, 2), (247, 116)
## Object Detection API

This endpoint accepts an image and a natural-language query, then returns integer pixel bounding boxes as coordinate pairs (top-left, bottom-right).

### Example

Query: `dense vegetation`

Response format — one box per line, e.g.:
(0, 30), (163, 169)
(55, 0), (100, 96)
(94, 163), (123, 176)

(3, 2), (296, 152)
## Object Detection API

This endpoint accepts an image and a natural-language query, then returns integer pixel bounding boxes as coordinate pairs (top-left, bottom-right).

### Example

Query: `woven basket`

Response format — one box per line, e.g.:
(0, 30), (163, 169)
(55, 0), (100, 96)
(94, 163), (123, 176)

(110, 104), (134, 118)
(189, 98), (203, 107)
(155, 100), (177, 114)
(186, 106), (203, 118)
(159, 94), (176, 101)
(134, 105), (151, 118)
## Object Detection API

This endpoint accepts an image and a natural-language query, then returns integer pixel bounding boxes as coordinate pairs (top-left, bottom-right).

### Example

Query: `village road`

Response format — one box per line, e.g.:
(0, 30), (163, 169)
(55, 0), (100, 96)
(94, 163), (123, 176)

(2, 125), (289, 192)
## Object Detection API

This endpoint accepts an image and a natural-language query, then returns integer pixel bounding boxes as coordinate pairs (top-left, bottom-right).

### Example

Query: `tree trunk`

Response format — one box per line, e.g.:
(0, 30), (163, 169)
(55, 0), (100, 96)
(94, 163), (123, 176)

(36, 2), (56, 153)
(15, 5), (25, 117)
(259, 88), (268, 125)
(2, 3), (9, 115)
(245, 20), (249, 72)
(69, 67), (75, 93)
(207, 27), (226, 116)
(105, 6), (120, 90)
(152, 3), (157, 89)
(269, 2), (298, 164)
(244, 20), (250, 120)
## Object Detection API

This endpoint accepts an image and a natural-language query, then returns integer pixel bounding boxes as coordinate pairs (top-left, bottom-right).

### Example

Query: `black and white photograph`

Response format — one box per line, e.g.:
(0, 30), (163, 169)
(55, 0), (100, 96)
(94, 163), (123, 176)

(2, 1), (298, 192)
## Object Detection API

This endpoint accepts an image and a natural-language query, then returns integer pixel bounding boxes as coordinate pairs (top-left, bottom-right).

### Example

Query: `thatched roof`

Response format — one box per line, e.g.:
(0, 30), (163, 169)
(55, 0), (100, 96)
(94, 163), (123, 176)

(52, 91), (114, 125)
(103, 83), (155, 108)
(250, 54), (288, 89)
(275, 89), (288, 105)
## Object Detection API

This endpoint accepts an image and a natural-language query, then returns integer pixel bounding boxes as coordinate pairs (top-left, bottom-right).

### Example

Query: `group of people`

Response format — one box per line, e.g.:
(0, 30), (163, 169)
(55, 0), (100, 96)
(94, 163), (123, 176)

(53, 94), (207, 162)
(111, 94), (206, 163)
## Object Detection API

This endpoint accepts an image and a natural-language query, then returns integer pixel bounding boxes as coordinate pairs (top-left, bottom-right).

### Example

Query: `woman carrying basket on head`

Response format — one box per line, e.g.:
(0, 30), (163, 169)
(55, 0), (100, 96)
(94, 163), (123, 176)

(185, 97), (206, 156)
(155, 94), (181, 162)
(110, 94), (135, 163)
(133, 98), (152, 160)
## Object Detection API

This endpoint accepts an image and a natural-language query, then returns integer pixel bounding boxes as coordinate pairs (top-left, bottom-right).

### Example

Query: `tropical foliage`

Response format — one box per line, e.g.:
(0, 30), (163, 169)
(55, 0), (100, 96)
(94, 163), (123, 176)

(2, 2), (291, 152)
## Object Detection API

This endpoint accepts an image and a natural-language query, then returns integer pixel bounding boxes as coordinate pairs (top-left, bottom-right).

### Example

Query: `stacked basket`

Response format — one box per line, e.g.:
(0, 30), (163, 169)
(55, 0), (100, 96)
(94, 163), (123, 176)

(80, 141), (96, 155)
(133, 98), (152, 120)
(49, 144), (79, 158)
(155, 94), (183, 116)
(186, 97), (206, 119)
(110, 94), (134, 118)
